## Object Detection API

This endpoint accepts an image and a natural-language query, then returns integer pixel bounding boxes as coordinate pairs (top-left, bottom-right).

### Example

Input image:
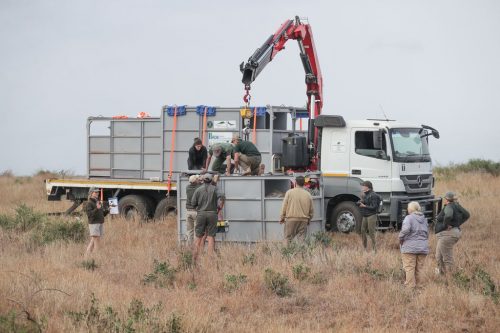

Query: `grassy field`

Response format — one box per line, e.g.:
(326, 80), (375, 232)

(0, 172), (498, 332)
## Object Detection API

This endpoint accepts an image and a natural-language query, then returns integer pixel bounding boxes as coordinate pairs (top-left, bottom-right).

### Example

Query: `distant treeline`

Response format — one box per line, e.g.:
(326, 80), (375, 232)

(434, 159), (500, 177)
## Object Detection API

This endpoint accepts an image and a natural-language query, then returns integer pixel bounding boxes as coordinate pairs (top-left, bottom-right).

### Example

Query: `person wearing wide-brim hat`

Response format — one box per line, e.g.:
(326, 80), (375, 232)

(435, 191), (470, 275)
(85, 187), (109, 257)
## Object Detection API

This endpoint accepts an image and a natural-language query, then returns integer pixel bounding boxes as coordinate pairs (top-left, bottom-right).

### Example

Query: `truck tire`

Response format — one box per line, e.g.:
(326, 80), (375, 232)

(331, 201), (362, 233)
(119, 195), (150, 221)
(154, 196), (177, 220)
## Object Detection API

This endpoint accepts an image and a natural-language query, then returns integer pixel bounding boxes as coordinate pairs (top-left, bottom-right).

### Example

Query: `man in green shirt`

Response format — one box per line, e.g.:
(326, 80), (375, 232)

(204, 142), (234, 175)
(231, 137), (262, 176)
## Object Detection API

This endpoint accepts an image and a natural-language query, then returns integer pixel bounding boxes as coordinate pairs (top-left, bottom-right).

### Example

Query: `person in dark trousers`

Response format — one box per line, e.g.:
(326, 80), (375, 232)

(85, 188), (109, 257)
(187, 138), (207, 170)
(358, 180), (381, 252)
(231, 136), (262, 175)
(191, 173), (225, 259)
(435, 191), (470, 275)
(279, 176), (314, 243)
(185, 175), (201, 244)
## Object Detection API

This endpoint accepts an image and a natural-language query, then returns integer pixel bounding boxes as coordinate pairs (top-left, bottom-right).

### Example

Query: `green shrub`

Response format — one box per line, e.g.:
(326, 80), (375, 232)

(308, 231), (333, 248)
(31, 219), (86, 245)
(223, 273), (247, 292)
(292, 263), (311, 281)
(264, 268), (292, 297)
(280, 242), (308, 260)
(242, 253), (256, 266)
(142, 260), (177, 288)
(0, 204), (44, 232)
(80, 259), (99, 271)
(434, 159), (500, 178)
(0, 310), (40, 333)
(177, 250), (194, 271)
(67, 294), (175, 332)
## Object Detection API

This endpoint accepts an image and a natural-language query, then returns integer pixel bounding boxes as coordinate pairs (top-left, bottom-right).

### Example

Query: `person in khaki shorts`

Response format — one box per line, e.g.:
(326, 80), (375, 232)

(399, 201), (429, 289)
(85, 188), (109, 257)
(185, 175), (201, 244)
(279, 176), (314, 243)
(358, 181), (381, 252)
(435, 192), (469, 275)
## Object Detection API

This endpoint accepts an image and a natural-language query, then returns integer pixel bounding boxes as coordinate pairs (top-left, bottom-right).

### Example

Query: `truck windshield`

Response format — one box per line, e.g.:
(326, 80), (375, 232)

(390, 128), (431, 162)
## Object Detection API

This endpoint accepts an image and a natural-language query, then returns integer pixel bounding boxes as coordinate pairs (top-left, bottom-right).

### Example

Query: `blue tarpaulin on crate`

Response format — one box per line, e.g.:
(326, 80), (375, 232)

(196, 105), (217, 116)
(164, 105), (187, 116)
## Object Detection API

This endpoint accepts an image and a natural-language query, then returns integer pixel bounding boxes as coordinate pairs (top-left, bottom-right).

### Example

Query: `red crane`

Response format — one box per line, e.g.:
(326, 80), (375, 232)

(240, 16), (324, 169)
(240, 16), (323, 119)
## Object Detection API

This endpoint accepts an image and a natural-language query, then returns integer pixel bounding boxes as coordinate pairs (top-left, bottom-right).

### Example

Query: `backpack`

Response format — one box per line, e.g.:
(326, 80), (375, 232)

(455, 203), (471, 226)
(435, 202), (470, 233)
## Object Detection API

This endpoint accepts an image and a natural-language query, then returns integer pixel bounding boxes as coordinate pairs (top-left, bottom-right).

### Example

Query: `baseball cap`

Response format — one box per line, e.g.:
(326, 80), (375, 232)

(444, 191), (457, 201)
(88, 187), (100, 194)
(203, 173), (213, 182)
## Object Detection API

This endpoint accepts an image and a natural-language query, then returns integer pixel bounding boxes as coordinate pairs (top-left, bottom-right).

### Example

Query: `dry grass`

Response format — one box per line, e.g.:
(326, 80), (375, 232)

(0, 173), (499, 332)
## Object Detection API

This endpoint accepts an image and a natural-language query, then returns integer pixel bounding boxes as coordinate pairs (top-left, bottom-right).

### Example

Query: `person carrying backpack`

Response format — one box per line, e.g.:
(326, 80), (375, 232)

(434, 192), (470, 275)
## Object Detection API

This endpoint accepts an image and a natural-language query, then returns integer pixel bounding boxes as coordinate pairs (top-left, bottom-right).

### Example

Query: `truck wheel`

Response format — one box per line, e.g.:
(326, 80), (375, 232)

(154, 196), (177, 220)
(331, 201), (362, 233)
(119, 195), (150, 221)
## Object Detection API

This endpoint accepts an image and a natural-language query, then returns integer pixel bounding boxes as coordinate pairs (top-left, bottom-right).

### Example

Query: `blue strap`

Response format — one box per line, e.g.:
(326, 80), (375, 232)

(254, 106), (267, 117)
(164, 105), (186, 116)
(196, 105), (216, 116)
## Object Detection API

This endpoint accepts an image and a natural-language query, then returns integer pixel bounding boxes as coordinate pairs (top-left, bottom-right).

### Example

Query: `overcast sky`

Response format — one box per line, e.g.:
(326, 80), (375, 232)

(1, 0), (499, 175)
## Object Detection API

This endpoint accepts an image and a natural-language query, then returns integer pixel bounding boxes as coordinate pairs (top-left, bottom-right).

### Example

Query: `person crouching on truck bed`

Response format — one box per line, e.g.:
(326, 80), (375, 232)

(231, 136), (262, 176)
(357, 181), (381, 252)
(187, 138), (207, 170)
(204, 143), (234, 176)
(85, 188), (109, 257)
(191, 173), (225, 259)
(280, 176), (314, 244)
(185, 175), (202, 244)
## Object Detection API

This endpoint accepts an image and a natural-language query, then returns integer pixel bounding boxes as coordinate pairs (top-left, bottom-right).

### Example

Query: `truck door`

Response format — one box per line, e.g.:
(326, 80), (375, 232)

(349, 128), (392, 192)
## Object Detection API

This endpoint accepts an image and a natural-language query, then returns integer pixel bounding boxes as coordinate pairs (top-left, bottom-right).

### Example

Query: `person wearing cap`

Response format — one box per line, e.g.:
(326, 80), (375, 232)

(187, 138), (207, 170)
(358, 180), (381, 252)
(434, 191), (470, 275)
(185, 175), (202, 243)
(279, 176), (314, 243)
(85, 188), (109, 257)
(191, 173), (225, 258)
(204, 142), (234, 175)
(399, 201), (429, 289)
(231, 136), (262, 176)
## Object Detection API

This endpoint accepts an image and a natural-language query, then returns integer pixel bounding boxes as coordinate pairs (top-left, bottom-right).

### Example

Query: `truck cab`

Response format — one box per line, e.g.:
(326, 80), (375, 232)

(317, 116), (440, 232)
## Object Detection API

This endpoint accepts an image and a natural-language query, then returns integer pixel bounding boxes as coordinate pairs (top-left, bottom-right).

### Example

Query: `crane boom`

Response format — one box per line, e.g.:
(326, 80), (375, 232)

(239, 16), (323, 118)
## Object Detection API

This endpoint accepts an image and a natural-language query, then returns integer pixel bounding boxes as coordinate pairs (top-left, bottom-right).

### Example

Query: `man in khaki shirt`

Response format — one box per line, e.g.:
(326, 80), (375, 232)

(279, 176), (314, 243)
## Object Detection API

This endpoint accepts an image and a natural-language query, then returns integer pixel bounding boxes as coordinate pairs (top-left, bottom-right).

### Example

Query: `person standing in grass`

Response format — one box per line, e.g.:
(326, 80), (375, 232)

(358, 181), (381, 252)
(191, 173), (225, 259)
(85, 188), (109, 257)
(280, 176), (314, 243)
(399, 201), (429, 289)
(185, 175), (201, 244)
(435, 192), (470, 275)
